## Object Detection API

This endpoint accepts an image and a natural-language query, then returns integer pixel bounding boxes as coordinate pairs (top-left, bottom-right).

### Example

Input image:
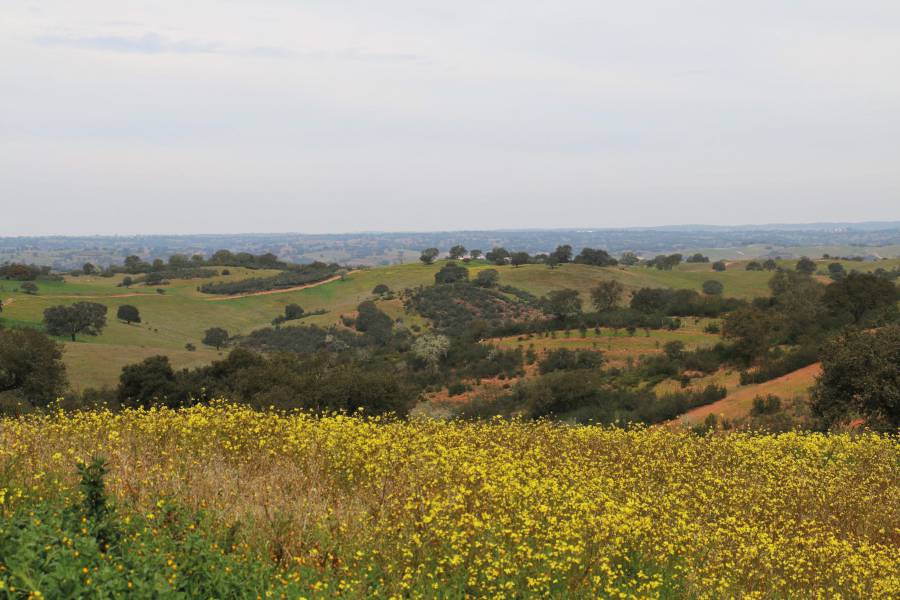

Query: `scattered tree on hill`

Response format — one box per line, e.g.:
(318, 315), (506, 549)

(648, 254), (683, 270)
(795, 256), (817, 275)
(372, 284), (390, 296)
(811, 325), (900, 430)
(827, 262), (846, 281)
(547, 255), (560, 269)
(145, 272), (165, 286)
(474, 269), (500, 288)
(82, 263), (96, 275)
(486, 247), (510, 265)
(43, 302), (108, 341)
(419, 248), (440, 265)
(117, 355), (178, 408)
(575, 248), (617, 267)
(116, 305), (141, 324)
(702, 280), (724, 296)
(722, 305), (777, 363)
(712, 260), (727, 272)
(121, 276), (133, 288)
(745, 261), (763, 271)
(763, 259), (778, 270)
(354, 301), (394, 345)
(435, 262), (469, 284)
(619, 252), (640, 266)
(284, 304), (305, 320)
(663, 340), (685, 360)
(412, 333), (451, 371)
(469, 249), (483, 260)
(449, 245), (467, 260)
(550, 245), (573, 264)
(590, 280), (624, 312)
(202, 327), (230, 350)
(545, 289), (582, 321)
(510, 252), (530, 267)
(20, 282), (38, 295)
(0, 327), (67, 406)
(686, 253), (709, 263)
(823, 272), (898, 324)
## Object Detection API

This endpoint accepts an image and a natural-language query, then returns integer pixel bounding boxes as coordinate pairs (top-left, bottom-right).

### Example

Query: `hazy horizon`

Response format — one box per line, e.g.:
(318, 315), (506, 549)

(3, 1), (899, 236)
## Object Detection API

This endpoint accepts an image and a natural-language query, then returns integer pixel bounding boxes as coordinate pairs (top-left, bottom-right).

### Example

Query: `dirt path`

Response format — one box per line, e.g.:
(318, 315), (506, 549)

(678, 363), (822, 422)
(203, 273), (350, 301)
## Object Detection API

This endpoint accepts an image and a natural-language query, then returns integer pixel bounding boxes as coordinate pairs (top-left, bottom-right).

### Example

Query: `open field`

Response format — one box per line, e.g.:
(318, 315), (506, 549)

(1, 404), (896, 598)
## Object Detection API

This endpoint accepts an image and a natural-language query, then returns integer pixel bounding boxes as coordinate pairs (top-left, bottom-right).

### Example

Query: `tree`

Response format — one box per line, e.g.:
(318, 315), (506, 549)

(590, 280), (624, 312)
(827, 262), (846, 281)
(763, 259), (777, 270)
(550, 245), (573, 264)
(116, 304), (141, 324)
(795, 256), (817, 275)
(20, 281), (38, 295)
(355, 301), (393, 345)
(372, 284), (390, 296)
(121, 276), (133, 288)
(82, 262), (96, 275)
(575, 248), (617, 267)
(284, 304), (305, 320)
(722, 306), (777, 363)
(117, 355), (178, 408)
(474, 269), (500, 288)
(419, 248), (440, 265)
(434, 262), (469, 284)
(547, 255), (560, 269)
(545, 289), (582, 320)
(702, 280), (724, 296)
(510, 252), (530, 267)
(823, 272), (898, 324)
(412, 334), (450, 371)
(145, 272), (165, 286)
(712, 260), (727, 272)
(43, 302), (108, 341)
(663, 340), (685, 360)
(811, 325), (899, 430)
(485, 247), (510, 265)
(202, 327), (230, 350)
(686, 253), (709, 263)
(0, 328), (67, 406)
(449, 245), (467, 260)
(469, 249), (483, 260)
(745, 261), (763, 271)
(768, 269), (826, 343)
(619, 252), (640, 266)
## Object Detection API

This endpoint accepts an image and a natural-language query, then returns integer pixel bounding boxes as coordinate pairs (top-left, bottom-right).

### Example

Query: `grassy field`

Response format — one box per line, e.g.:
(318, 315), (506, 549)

(3, 257), (896, 391)
(1, 405), (896, 598)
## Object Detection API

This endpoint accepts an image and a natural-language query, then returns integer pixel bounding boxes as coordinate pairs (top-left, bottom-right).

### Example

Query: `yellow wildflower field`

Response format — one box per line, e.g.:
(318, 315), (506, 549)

(1, 404), (897, 598)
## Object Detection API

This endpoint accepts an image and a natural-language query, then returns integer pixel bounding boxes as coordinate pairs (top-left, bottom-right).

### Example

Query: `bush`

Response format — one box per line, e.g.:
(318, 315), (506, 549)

(538, 348), (605, 374)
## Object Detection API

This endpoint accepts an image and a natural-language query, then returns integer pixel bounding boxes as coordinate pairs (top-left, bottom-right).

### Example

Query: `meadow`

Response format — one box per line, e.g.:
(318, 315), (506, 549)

(1, 404), (897, 598)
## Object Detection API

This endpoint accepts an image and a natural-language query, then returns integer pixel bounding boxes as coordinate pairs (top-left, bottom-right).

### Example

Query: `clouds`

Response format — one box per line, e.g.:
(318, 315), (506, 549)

(1, 1), (899, 235)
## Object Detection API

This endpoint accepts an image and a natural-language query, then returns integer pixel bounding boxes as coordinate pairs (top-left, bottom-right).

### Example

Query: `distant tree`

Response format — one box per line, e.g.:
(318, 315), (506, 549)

(619, 252), (640, 266)
(117, 355), (178, 408)
(474, 269), (500, 288)
(712, 260), (727, 272)
(117, 304), (141, 324)
(372, 284), (390, 296)
(168, 254), (191, 269)
(745, 261), (763, 271)
(485, 247), (510, 265)
(550, 245), (573, 264)
(823, 272), (898, 324)
(686, 253), (709, 263)
(510, 252), (530, 267)
(123, 255), (144, 273)
(419, 248), (440, 265)
(144, 272), (164, 286)
(795, 256), (817, 275)
(827, 262), (846, 281)
(284, 304), (305, 320)
(43, 302), (108, 341)
(763, 259), (778, 270)
(151, 258), (165, 272)
(412, 334), (451, 371)
(590, 280), (624, 312)
(811, 325), (900, 430)
(0, 327), (67, 406)
(191, 254), (205, 265)
(82, 262), (97, 275)
(575, 248), (617, 267)
(545, 289), (582, 320)
(121, 276), (133, 288)
(20, 281), (38, 295)
(448, 245), (467, 260)
(702, 280), (724, 296)
(469, 249), (483, 260)
(202, 327), (230, 350)
(434, 262), (469, 284)
(547, 255), (560, 269)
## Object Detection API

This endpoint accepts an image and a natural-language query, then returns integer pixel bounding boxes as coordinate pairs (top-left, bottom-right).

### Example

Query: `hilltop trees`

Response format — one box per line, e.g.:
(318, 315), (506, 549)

(811, 325), (900, 430)
(619, 252), (640, 266)
(486, 247), (510, 265)
(449, 245), (467, 260)
(575, 248), (617, 267)
(510, 252), (530, 267)
(796, 256), (817, 275)
(43, 302), (108, 341)
(116, 305), (141, 324)
(686, 253), (709, 263)
(827, 262), (846, 281)
(419, 248), (440, 265)
(0, 328), (67, 406)
(763, 259), (778, 270)
(550, 245), (573, 264)
(434, 262), (469, 284)
(590, 280), (624, 312)
(202, 327), (230, 350)
(469, 249), (483, 260)
(372, 284), (390, 296)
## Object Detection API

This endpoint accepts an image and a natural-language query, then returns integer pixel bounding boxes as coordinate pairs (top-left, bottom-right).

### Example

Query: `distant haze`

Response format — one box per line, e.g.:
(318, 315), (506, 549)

(2, 1), (899, 236)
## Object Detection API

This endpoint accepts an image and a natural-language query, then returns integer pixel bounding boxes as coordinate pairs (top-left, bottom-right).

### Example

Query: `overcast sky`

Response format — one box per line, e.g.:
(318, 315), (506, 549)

(2, 1), (899, 236)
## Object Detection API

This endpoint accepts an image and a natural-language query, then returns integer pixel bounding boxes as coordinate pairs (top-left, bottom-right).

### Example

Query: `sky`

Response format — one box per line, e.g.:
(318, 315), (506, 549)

(2, 1), (899, 236)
